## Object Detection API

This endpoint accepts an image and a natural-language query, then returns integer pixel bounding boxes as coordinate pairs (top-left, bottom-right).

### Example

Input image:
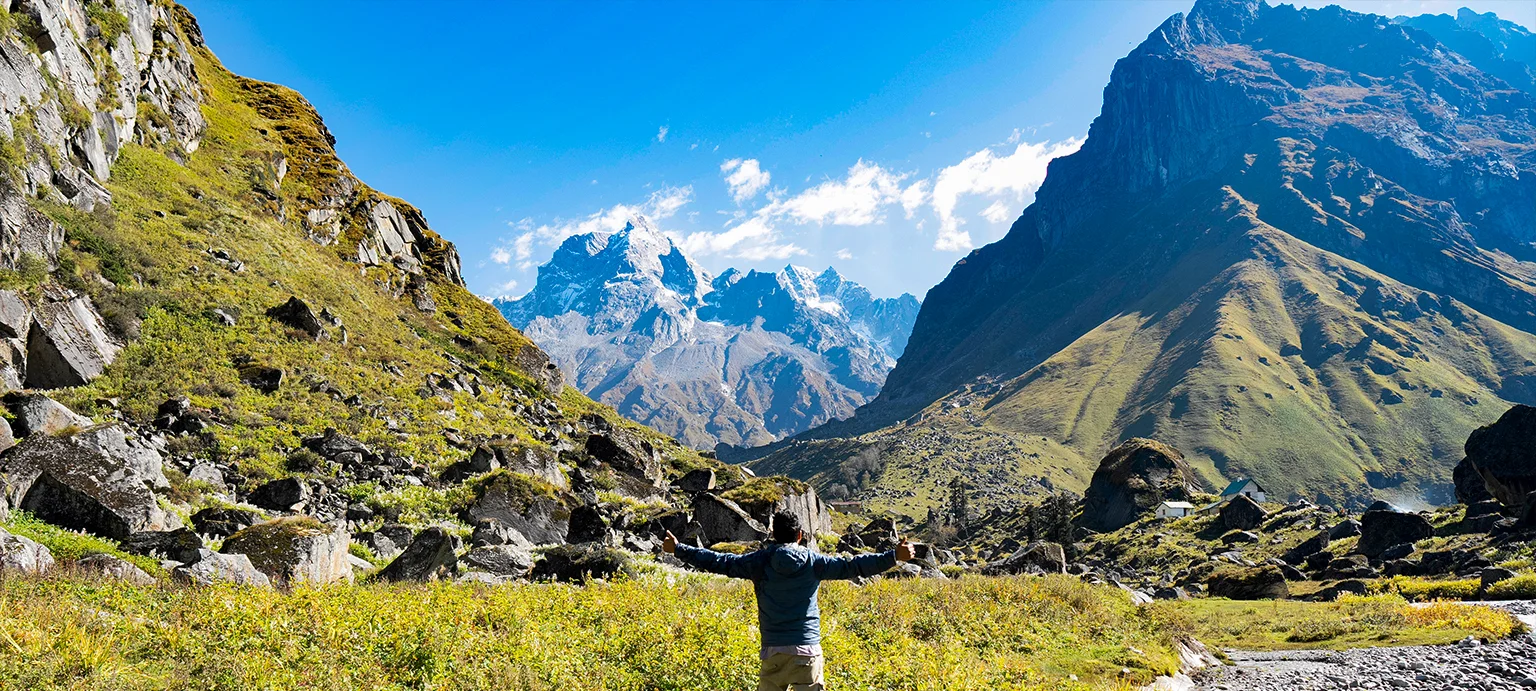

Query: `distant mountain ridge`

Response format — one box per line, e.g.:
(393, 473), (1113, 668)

(741, 0), (1536, 514)
(496, 218), (920, 448)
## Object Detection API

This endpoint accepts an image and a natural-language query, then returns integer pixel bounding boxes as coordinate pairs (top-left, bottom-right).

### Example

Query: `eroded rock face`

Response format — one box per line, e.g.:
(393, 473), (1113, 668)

(1079, 439), (1199, 532)
(1462, 405), (1536, 509)
(221, 518), (351, 586)
(24, 291), (121, 389)
(0, 430), (177, 540)
(1453, 456), (1495, 505)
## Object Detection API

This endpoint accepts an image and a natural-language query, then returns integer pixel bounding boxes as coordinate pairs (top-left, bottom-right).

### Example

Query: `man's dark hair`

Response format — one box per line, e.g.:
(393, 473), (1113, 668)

(771, 511), (802, 544)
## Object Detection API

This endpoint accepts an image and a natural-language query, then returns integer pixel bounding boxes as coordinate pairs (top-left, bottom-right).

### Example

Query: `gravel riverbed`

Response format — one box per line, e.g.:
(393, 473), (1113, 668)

(1191, 602), (1536, 691)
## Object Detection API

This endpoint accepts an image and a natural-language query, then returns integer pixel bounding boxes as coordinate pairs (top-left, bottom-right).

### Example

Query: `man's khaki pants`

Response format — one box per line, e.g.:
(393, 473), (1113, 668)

(758, 652), (825, 691)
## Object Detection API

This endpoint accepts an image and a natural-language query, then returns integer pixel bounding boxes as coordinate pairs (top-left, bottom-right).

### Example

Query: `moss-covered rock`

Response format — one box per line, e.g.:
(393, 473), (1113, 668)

(221, 516), (350, 586)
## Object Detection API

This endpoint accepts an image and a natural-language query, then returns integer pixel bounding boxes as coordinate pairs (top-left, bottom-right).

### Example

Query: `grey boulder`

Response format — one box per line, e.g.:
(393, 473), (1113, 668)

(221, 518), (352, 586)
(77, 553), (155, 585)
(377, 527), (457, 582)
(172, 549), (271, 587)
(0, 430), (179, 540)
(691, 493), (768, 545)
(7, 392), (91, 437)
(24, 291), (121, 389)
(0, 526), (54, 574)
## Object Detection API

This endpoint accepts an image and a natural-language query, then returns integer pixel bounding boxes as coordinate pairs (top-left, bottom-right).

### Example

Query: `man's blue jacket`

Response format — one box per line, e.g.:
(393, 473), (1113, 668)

(673, 542), (897, 647)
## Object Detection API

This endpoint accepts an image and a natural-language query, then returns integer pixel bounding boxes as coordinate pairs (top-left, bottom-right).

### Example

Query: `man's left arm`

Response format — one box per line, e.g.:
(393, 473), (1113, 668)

(663, 531), (758, 580)
(812, 540), (913, 580)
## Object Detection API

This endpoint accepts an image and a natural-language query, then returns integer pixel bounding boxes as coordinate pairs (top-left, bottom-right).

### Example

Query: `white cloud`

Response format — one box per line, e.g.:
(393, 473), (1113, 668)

(720, 158), (771, 203)
(513, 233), (535, 260)
(835, 248), (853, 260)
(495, 279), (519, 297)
(900, 179), (929, 219)
(930, 137), (1082, 251)
(656, 125), (669, 143)
(981, 200), (1014, 224)
(490, 247), (512, 264)
(765, 160), (908, 226)
(530, 185), (695, 247)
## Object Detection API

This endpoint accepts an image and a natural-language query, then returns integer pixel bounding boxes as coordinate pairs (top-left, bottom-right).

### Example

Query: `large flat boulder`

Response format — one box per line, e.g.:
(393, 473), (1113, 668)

(1079, 438), (1200, 532)
(77, 554), (155, 584)
(1207, 565), (1289, 600)
(585, 429), (664, 486)
(1462, 404), (1536, 508)
(221, 517), (352, 586)
(692, 493), (768, 544)
(982, 541), (1067, 575)
(0, 429), (178, 540)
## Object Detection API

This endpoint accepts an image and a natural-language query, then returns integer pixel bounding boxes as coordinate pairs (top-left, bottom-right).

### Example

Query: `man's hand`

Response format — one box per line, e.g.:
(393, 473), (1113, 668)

(662, 530), (678, 554)
(895, 539), (914, 562)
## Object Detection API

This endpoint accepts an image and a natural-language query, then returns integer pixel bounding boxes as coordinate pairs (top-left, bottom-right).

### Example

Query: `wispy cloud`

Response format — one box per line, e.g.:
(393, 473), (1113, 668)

(721, 158), (771, 203)
(930, 137), (1083, 251)
(655, 125), (669, 143)
(835, 248), (853, 260)
(490, 247), (512, 264)
(765, 160), (911, 227)
(528, 185), (694, 248)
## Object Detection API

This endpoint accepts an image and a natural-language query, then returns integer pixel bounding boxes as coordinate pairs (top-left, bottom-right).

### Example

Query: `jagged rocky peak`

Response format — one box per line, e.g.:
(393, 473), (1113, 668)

(748, 0), (1536, 512)
(497, 217), (920, 449)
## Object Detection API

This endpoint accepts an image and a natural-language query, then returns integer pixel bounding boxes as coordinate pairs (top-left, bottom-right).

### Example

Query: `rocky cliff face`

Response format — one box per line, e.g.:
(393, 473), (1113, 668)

(497, 218), (920, 449)
(748, 0), (1536, 513)
(0, 0), (760, 588)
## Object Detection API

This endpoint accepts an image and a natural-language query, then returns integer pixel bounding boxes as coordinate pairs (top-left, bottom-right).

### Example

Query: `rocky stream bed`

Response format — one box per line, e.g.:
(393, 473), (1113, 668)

(1188, 602), (1536, 690)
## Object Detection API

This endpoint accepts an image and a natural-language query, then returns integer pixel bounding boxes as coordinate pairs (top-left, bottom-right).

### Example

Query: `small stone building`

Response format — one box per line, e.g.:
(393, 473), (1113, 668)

(1155, 501), (1195, 519)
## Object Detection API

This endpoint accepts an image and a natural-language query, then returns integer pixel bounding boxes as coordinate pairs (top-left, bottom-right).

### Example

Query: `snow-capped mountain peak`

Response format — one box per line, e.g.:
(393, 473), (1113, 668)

(495, 222), (921, 449)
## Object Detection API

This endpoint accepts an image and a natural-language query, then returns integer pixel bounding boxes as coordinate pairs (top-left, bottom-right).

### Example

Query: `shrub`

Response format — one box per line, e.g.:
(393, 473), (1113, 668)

(2, 511), (163, 576)
(1486, 573), (1536, 599)
(1372, 576), (1481, 602)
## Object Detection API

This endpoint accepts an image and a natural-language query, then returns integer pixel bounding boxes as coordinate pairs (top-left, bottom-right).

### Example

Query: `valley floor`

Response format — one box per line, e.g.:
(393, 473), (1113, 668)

(0, 573), (1527, 691)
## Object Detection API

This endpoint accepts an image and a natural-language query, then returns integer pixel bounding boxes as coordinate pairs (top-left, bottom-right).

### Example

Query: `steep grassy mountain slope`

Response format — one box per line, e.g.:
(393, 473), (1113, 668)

(0, 0), (705, 516)
(498, 218), (920, 449)
(744, 0), (1536, 514)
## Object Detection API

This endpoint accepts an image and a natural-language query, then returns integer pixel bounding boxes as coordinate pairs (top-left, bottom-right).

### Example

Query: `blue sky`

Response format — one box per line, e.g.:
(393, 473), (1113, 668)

(182, 0), (1536, 301)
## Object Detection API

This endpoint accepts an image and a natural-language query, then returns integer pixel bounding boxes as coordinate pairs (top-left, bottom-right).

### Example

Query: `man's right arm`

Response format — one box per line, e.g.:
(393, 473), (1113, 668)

(672, 543), (759, 580)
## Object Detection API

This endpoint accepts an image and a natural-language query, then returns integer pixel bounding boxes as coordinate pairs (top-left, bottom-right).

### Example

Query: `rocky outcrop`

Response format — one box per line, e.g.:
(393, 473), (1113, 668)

(124, 528), (203, 565)
(1462, 405), (1536, 509)
(463, 544), (535, 578)
(0, 428), (177, 540)
(377, 527), (456, 582)
(585, 428), (664, 487)
(1079, 439), (1199, 532)
(498, 218), (919, 448)
(1356, 510), (1434, 559)
(247, 478), (311, 513)
(1207, 565), (1289, 600)
(221, 518), (351, 586)
(0, 526), (53, 574)
(530, 543), (632, 583)
(982, 541), (1066, 575)
(463, 474), (569, 545)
